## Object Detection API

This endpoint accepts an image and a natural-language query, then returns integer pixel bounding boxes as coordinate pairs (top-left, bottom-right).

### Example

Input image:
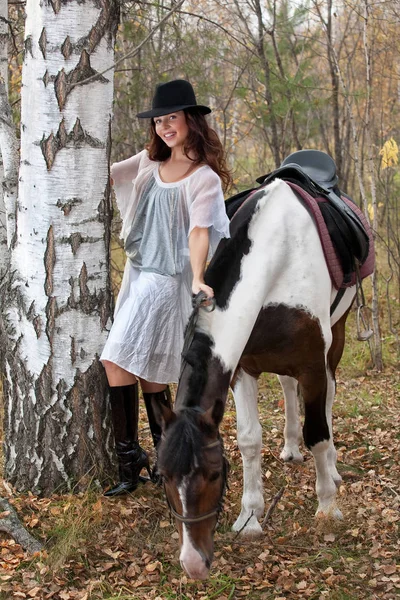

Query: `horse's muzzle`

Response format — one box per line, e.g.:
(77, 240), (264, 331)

(180, 545), (212, 580)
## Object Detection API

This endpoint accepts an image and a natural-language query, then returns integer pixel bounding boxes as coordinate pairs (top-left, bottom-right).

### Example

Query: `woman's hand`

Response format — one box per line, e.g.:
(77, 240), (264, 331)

(189, 227), (214, 300)
(192, 280), (214, 298)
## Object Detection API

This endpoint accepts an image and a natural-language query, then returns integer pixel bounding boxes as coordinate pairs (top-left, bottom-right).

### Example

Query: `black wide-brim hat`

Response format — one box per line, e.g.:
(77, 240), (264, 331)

(137, 79), (211, 118)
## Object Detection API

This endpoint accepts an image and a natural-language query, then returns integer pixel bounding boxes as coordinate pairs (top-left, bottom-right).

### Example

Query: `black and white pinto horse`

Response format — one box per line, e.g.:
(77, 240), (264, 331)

(155, 177), (362, 580)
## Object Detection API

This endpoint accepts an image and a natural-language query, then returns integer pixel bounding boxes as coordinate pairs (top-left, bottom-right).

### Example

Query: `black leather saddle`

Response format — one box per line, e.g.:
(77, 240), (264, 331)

(226, 150), (370, 286)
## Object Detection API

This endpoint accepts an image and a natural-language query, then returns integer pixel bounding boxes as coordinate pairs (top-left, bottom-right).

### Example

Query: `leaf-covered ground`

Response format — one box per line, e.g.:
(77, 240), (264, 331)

(1, 341), (399, 600)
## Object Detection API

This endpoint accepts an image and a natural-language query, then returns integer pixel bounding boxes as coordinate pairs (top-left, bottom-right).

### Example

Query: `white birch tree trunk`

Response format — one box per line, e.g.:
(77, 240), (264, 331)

(0, 0), (9, 275)
(2, 0), (119, 494)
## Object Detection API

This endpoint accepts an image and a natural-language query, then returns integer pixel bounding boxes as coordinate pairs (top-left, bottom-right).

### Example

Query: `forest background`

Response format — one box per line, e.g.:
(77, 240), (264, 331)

(0, 0), (399, 599)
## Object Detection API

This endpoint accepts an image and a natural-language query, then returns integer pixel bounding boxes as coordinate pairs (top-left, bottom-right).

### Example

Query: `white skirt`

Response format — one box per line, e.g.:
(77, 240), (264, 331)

(100, 262), (192, 384)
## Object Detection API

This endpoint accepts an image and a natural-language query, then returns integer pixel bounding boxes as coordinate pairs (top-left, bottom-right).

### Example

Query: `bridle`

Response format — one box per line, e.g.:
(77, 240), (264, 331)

(164, 438), (229, 526)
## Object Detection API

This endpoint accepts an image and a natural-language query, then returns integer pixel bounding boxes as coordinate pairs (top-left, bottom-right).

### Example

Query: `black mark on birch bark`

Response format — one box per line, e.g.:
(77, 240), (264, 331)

(87, 0), (119, 52)
(27, 301), (35, 320)
(40, 118), (104, 170)
(38, 28), (47, 60)
(61, 36), (73, 60)
(70, 232), (82, 255)
(45, 296), (57, 346)
(56, 197), (83, 216)
(78, 262), (105, 315)
(68, 276), (77, 309)
(54, 50), (108, 111)
(44, 225), (55, 296)
(33, 316), (42, 339)
(42, 70), (50, 87)
(70, 336), (76, 365)
(49, 0), (62, 14)
(98, 117), (114, 330)
(24, 35), (33, 59)
(79, 262), (89, 301)
(59, 234), (102, 248)
(75, 0), (120, 53)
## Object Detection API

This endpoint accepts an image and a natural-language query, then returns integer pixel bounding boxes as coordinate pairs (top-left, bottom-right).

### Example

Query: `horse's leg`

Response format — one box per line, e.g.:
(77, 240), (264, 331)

(325, 372), (341, 485)
(299, 362), (343, 520)
(325, 308), (351, 486)
(278, 375), (304, 463)
(231, 368), (264, 538)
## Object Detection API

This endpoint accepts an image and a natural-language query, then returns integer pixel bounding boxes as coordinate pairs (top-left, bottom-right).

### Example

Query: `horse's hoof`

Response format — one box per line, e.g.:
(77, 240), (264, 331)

(232, 514), (263, 538)
(280, 446), (304, 463)
(232, 520), (263, 539)
(316, 505), (343, 521)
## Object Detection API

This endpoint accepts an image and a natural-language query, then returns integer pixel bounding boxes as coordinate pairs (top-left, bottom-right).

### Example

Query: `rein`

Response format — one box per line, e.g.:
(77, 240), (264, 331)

(179, 291), (215, 379)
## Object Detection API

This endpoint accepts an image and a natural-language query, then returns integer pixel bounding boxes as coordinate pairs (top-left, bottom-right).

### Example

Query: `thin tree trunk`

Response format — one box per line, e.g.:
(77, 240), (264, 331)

(253, 0), (280, 167)
(0, 76), (18, 255)
(314, 0), (342, 181)
(362, 0), (382, 370)
(232, 0), (281, 167)
(269, 0), (301, 153)
(2, 0), (120, 494)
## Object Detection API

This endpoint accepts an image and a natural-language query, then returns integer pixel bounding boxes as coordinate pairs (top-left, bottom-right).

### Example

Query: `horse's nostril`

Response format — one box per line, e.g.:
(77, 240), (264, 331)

(205, 558), (211, 569)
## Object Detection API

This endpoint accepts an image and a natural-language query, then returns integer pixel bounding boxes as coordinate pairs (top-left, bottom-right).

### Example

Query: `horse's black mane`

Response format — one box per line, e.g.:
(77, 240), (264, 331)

(205, 190), (263, 309)
(182, 331), (213, 407)
(158, 408), (214, 478)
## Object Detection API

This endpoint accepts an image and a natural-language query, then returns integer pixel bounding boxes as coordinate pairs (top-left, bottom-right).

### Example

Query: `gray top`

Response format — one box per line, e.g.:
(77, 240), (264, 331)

(124, 174), (182, 276)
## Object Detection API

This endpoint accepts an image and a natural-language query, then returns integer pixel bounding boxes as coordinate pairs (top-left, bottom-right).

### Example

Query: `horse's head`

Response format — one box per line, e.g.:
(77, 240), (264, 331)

(155, 401), (228, 580)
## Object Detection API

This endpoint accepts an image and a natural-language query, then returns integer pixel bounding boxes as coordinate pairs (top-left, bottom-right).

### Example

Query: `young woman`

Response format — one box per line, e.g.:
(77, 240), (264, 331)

(101, 79), (231, 496)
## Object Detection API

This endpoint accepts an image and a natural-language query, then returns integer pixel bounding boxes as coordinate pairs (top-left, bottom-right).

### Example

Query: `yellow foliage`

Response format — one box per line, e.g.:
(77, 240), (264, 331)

(368, 203), (384, 222)
(379, 138), (398, 169)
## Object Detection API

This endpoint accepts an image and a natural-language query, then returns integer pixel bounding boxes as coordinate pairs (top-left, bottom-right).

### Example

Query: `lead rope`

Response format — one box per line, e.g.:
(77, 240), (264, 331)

(178, 290), (216, 380)
(355, 261), (373, 341)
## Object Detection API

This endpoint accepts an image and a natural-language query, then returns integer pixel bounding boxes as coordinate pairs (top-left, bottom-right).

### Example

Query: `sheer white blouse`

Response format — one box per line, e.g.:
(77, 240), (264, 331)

(110, 150), (230, 274)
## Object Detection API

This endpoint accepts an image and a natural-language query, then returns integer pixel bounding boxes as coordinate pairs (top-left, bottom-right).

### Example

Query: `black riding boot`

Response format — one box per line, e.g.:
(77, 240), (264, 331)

(143, 386), (172, 482)
(104, 383), (150, 497)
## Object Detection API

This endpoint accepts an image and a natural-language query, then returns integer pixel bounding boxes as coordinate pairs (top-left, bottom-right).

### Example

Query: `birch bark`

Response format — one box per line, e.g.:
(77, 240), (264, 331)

(0, 0), (9, 274)
(3, 0), (119, 494)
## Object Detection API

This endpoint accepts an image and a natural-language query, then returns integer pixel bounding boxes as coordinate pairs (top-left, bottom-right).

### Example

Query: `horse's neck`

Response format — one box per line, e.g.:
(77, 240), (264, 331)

(194, 306), (253, 379)
(199, 179), (323, 374)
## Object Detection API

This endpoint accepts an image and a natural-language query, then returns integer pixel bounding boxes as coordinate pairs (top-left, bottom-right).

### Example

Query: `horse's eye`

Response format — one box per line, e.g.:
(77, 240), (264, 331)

(209, 471), (220, 482)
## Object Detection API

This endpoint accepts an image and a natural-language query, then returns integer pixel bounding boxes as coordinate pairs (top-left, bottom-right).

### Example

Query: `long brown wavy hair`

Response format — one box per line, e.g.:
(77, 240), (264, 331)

(147, 110), (232, 193)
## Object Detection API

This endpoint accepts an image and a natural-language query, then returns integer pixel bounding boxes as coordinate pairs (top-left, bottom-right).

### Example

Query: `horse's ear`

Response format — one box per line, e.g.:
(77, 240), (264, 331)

(203, 398), (224, 428)
(151, 398), (176, 430)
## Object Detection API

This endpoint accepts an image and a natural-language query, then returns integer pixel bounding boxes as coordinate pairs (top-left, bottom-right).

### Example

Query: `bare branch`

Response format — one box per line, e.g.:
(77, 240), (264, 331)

(70, 0), (187, 90)
(0, 497), (44, 554)
(261, 486), (285, 528)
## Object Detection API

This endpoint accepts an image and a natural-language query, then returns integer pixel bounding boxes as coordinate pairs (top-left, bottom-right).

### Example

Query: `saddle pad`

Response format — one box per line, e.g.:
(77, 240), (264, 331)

(287, 182), (375, 289)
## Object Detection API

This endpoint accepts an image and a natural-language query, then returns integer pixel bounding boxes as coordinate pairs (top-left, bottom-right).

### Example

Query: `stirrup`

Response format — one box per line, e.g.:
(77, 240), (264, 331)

(356, 305), (373, 341)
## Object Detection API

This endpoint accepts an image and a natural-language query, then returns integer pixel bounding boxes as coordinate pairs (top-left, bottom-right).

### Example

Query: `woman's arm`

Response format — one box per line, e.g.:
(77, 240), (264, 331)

(188, 226), (214, 297)
(110, 149), (148, 186)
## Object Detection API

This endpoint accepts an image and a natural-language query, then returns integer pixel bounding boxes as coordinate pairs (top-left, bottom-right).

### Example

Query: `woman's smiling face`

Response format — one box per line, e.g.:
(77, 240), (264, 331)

(154, 111), (189, 149)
